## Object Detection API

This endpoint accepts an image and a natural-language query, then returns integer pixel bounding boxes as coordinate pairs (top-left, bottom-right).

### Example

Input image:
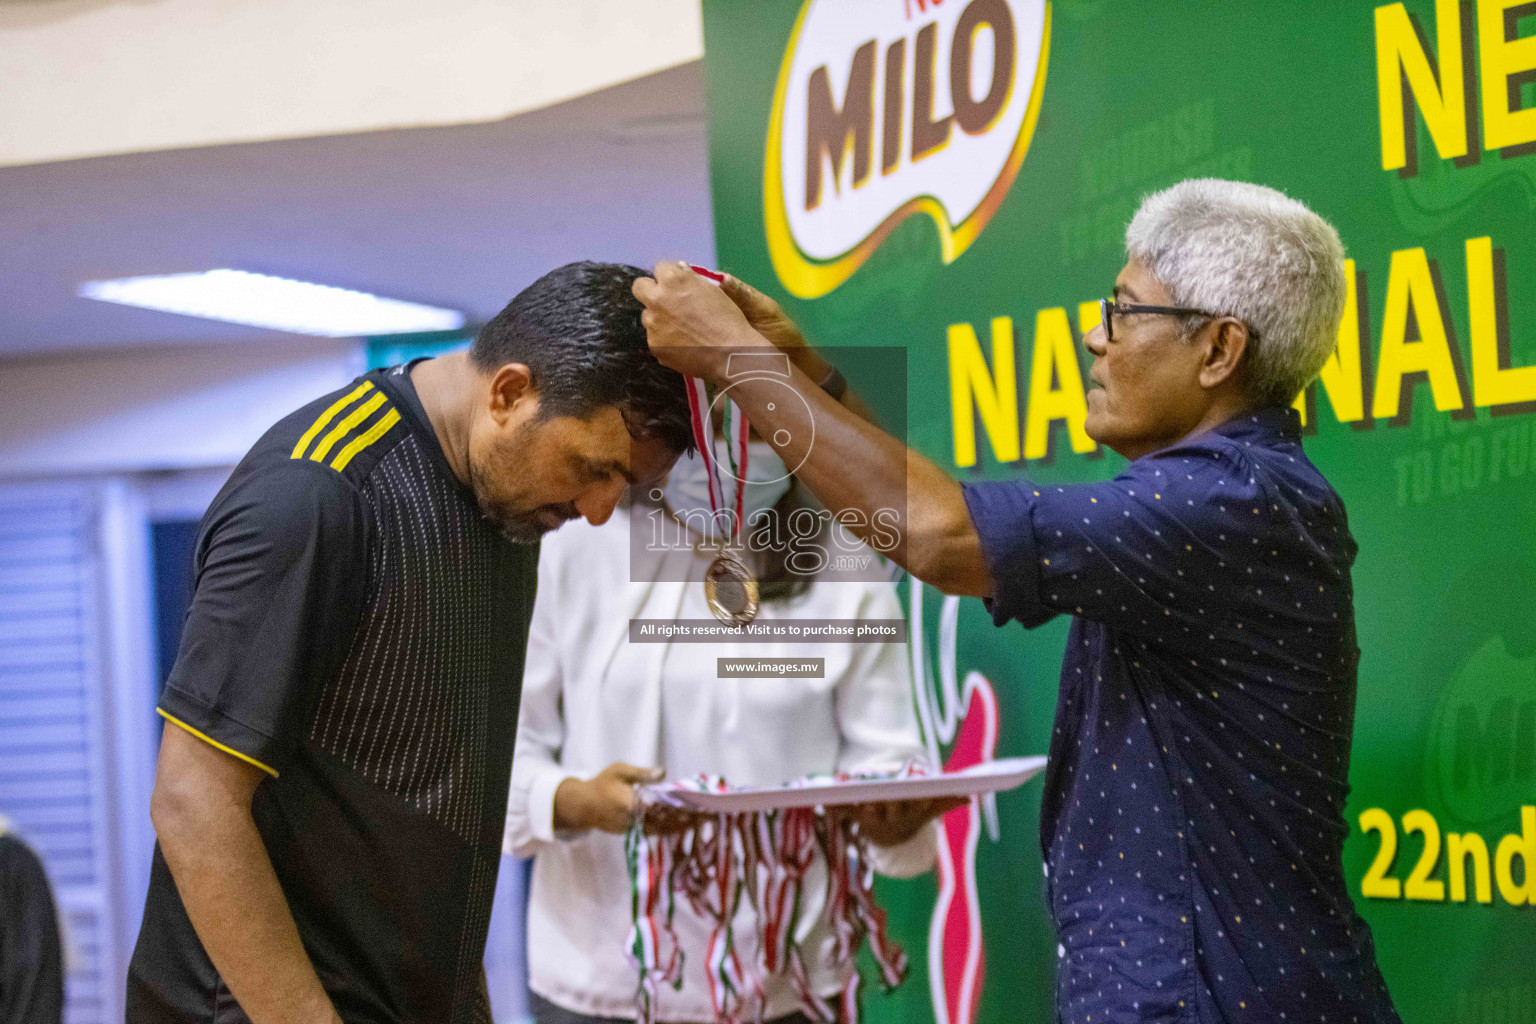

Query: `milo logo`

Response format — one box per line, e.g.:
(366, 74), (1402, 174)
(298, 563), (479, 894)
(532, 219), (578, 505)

(764, 0), (1050, 298)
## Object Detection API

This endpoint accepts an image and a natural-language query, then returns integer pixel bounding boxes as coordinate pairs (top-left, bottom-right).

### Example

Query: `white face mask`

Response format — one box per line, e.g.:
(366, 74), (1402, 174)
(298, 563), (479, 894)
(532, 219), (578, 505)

(663, 442), (791, 527)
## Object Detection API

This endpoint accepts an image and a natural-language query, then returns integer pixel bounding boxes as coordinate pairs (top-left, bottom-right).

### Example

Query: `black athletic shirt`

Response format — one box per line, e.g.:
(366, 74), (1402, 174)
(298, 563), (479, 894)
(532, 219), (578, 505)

(127, 363), (539, 1024)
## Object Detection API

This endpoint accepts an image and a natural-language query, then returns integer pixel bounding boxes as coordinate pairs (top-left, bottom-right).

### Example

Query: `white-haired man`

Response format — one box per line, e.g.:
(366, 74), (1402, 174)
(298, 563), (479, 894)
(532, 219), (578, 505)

(634, 180), (1402, 1023)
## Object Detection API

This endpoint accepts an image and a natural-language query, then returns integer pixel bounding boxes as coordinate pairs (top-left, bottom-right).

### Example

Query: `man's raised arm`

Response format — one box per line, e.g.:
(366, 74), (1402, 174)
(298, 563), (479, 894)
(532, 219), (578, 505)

(633, 261), (990, 598)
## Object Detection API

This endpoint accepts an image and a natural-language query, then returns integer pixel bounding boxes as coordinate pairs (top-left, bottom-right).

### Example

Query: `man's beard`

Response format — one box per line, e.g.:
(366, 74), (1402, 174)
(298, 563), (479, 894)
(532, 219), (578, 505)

(468, 454), (576, 544)
(484, 506), (549, 545)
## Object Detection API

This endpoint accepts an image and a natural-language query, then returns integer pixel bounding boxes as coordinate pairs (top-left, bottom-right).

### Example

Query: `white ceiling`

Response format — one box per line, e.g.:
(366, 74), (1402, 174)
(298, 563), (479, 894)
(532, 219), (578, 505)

(0, 0), (704, 167)
(0, 61), (716, 358)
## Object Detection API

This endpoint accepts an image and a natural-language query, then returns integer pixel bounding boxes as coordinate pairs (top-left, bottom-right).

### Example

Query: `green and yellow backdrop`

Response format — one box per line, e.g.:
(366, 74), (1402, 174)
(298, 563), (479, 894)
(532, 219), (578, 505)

(698, 2), (1536, 1022)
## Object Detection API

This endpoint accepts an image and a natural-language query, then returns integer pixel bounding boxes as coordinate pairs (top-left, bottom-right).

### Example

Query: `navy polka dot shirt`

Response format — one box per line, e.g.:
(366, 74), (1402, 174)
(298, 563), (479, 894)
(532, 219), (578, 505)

(963, 408), (1401, 1024)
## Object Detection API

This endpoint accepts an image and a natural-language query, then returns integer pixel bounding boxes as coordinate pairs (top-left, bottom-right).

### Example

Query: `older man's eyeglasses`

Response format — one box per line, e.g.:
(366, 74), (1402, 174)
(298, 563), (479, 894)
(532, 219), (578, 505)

(1097, 297), (1229, 344)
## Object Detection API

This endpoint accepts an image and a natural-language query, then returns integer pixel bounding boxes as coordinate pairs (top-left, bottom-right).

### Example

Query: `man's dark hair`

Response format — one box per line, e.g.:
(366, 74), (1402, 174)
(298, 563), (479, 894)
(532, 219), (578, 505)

(471, 261), (693, 453)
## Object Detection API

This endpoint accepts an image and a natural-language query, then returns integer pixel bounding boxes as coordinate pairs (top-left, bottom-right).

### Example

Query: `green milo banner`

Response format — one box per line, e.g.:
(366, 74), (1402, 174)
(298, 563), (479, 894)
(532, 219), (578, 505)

(697, 2), (1536, 1022)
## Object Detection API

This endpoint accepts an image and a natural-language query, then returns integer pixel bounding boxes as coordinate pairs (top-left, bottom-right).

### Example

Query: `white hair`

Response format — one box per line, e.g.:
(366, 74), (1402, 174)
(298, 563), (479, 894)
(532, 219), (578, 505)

(1125, 178), (1346, 408)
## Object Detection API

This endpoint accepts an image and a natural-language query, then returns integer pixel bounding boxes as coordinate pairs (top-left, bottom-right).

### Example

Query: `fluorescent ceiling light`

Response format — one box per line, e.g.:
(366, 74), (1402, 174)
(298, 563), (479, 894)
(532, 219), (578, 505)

(78, 269), (466, 337)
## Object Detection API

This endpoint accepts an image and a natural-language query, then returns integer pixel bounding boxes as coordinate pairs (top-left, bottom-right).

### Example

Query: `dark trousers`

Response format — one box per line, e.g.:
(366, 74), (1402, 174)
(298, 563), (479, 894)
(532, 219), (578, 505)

(528, 991), (823, 1024)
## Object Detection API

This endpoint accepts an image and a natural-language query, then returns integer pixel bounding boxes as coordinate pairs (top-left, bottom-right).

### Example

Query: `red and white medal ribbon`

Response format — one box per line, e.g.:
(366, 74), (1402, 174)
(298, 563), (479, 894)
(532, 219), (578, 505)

(681, 264), (758, 626)
(682, 377), (750, 542)
(683, 265), (750, 546)
(625, 825), (682, 1024)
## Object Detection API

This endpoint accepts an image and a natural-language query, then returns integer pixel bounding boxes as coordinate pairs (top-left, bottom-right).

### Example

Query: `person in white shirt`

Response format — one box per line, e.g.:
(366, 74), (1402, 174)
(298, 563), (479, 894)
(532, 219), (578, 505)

(505, 436), (954, 1024)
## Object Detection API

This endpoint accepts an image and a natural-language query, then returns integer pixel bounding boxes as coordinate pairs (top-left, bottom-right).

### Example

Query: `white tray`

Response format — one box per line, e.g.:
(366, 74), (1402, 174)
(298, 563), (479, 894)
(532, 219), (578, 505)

(649, 756), (1047, 814)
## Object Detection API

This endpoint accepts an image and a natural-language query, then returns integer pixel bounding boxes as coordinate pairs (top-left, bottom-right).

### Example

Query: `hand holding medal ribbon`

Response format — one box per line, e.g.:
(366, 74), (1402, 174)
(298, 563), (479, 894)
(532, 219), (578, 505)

(684, 265), (760, 627)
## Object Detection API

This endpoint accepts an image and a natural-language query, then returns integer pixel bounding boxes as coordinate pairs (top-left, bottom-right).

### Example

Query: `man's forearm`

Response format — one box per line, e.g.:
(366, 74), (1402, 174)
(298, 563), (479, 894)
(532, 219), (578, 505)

(708, 348), (990, 596)
(634, 261), (991, 595)
(158, 806), (338, 1024)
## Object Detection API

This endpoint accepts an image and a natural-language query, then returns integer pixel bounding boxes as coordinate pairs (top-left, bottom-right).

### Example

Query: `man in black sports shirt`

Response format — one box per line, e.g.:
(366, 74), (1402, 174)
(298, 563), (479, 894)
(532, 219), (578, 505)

(127, 263), (693, 1024)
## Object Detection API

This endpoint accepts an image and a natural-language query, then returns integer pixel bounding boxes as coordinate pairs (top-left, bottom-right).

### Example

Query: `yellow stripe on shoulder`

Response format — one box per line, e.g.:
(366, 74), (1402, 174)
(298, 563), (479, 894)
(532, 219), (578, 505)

(308, 391), (387, 464)
(291, 380), (373, 460)
(157, 708), (280, 778)
(331, 407), (401, 472)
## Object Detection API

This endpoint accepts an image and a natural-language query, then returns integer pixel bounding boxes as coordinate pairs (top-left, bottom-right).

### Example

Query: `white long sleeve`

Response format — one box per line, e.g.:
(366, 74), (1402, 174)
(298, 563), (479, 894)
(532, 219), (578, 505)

(505, 547), (583, 857)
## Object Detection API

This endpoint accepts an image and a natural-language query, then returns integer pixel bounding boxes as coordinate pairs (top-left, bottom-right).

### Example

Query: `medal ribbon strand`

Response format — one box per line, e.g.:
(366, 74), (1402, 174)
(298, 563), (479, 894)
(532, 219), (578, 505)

(683, 377), (749, 546)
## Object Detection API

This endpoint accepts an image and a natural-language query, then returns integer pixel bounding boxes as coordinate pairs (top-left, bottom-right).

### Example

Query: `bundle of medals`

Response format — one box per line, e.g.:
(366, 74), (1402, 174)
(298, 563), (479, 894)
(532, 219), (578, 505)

(624, 766), (925, 1024)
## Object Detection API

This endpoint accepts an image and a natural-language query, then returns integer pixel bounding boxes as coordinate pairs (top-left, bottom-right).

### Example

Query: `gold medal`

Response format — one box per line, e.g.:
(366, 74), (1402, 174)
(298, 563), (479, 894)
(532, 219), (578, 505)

(704, 553), (760, 626)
